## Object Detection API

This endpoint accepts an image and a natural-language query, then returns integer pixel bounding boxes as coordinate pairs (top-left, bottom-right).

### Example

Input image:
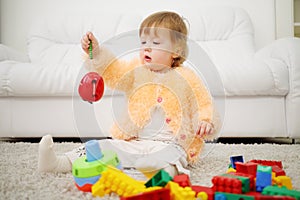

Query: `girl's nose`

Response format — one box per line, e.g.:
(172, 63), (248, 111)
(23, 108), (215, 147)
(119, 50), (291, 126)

(145, 46), (152, 52)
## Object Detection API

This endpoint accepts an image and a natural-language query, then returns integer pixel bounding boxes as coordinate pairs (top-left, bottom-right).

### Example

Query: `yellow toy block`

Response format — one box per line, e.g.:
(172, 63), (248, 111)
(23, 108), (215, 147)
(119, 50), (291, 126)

(197, 191), (208, 200)
(274, 176), (293, 190)
(91, 167), (146, 197)
(226, 167), (236, 173)
(165, 181), (196, 200)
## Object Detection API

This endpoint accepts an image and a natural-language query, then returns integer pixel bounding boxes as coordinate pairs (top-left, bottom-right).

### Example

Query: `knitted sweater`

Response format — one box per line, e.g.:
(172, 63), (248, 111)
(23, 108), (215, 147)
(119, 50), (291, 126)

(85, 47), (220, 163)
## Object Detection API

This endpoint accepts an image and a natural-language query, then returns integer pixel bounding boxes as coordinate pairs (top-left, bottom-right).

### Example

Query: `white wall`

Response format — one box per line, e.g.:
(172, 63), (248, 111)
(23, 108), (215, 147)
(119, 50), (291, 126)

(0, 0), (288, 54)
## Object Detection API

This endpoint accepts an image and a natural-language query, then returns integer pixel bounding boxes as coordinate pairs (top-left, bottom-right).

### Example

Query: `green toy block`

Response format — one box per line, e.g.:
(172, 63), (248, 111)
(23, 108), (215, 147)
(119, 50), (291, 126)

(215, 192), (255, 200)
(262, 186), (300, 200)
(72, 150), (119, 178)
(145, 169), (173, 188)
(221, 174), (250, 193)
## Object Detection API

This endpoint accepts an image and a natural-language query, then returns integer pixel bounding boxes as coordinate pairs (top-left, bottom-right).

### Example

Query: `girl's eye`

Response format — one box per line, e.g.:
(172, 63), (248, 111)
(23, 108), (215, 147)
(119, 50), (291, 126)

(141, 41), (146, 45)
(153, 42), (160, 45)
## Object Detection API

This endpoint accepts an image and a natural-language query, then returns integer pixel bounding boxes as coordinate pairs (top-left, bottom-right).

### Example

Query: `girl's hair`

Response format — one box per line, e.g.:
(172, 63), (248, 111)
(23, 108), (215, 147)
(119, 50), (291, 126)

(139, 11), (189, 68)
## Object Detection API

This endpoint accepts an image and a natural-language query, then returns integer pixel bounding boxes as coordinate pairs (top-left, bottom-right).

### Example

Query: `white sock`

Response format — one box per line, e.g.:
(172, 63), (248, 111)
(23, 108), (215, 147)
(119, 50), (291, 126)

(38, 135), (72, 173)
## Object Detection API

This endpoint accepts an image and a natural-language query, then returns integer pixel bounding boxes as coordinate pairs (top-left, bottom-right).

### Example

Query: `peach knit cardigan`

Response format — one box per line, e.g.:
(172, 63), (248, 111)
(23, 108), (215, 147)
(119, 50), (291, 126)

(86, 47), (220, 163)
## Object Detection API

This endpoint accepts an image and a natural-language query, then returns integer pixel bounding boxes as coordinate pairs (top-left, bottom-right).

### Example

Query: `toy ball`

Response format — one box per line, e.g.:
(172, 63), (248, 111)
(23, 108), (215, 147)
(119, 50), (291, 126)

(78, 72), (104, 103)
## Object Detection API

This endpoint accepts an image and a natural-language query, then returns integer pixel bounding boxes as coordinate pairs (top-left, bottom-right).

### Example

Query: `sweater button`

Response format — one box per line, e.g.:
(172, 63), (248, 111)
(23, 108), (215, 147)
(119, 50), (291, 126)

(157, 97), (162, 103)
(166, 118), (171, 124)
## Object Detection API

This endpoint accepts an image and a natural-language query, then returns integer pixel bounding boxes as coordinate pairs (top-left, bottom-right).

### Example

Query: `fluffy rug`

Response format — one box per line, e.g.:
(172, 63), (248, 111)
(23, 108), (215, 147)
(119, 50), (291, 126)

(0, 141), (299, 199)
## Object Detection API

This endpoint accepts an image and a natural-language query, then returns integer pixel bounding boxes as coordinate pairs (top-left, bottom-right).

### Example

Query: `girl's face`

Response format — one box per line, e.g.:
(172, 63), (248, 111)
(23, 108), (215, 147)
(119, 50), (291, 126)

(139, 28), (177, 73)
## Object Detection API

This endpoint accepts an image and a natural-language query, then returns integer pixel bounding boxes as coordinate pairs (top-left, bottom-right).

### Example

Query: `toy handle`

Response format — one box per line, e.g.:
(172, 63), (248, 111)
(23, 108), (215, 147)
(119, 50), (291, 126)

(89, 39), (93, 59)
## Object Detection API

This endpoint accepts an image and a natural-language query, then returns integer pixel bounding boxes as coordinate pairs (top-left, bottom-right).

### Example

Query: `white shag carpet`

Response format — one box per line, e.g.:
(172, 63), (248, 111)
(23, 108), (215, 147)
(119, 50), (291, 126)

(0, 141), (299, 199)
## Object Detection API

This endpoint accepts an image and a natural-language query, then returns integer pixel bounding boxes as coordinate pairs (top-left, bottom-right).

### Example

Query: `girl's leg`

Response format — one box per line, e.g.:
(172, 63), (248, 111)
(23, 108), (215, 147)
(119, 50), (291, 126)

(38, 135), (72, 172)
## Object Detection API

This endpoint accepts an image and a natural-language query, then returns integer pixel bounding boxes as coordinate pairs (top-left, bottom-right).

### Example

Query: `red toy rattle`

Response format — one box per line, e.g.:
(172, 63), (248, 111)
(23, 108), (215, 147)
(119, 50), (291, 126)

(78, 40), (104, 103)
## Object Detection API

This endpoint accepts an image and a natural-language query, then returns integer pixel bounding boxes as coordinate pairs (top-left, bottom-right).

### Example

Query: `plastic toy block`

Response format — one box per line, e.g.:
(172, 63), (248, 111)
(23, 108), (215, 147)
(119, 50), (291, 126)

(91, 167), (146, 197)
(75, 182), (93, 192)
(120, 188), (171, 200)
(145, 169), (173, 188)
(85, 140), (103, 162)
(212, 176), (242, 194)
(191, 185), (214, 200)
(215, 192), (255, 200)
(246, 192), (296, 200)
(73, 175), (100, 192)
(230, 155), (244, 169)
(72, 150), (120, 178)
(262, 186), (300, 200)
(74, 175), (100, 187)
(228, 172), (255, 191)
(274, 176), (293, 190)
(272, 165), (286, 176)
(165, 181), (196, 200)
(173, 174), (191, 187)
(197, 191), (208, 200)
(249, 160), (283, 169)
(235, 162), (258, 177)
(221, 173), (250, 193)
(256, 165), (272, 192)
(226, 167), (236, 173)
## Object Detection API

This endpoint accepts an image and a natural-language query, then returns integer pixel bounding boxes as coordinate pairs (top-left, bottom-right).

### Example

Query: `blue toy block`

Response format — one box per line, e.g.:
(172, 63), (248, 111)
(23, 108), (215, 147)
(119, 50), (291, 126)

(256, 165), (272, 192)
(74, 175), (101, 187)
(230, 155), (244, 169)
(86, 140), (103, 162)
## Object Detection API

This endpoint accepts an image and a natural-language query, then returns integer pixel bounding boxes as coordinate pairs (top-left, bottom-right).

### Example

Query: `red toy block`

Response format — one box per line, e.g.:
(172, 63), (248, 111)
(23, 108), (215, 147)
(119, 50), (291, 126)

(212, 176), (242, 194)
(120, 188), (171, 200)
(173, 174), (191, 187)
(75, 183), (93, 192)
(191, 185), (214, 200)
(235, 162), (258, 177)
(229, 172), (255, 191)
(249, 160), (283, 169)
(272, 165), (286, 176)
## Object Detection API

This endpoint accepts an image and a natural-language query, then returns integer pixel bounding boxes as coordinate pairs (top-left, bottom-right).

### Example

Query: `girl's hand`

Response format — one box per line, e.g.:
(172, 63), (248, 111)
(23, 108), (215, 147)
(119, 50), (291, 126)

(81, 32), (100, 57)
(196, 121), (213, 138)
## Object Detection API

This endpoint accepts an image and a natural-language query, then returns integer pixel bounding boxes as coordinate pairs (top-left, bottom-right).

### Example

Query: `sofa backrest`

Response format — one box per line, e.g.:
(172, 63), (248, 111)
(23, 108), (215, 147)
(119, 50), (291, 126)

(27, 6), (255, 69)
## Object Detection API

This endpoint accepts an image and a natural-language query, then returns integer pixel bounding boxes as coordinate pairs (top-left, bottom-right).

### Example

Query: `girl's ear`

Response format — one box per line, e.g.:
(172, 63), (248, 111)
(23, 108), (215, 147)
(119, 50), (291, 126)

(172, 47), (181, 59)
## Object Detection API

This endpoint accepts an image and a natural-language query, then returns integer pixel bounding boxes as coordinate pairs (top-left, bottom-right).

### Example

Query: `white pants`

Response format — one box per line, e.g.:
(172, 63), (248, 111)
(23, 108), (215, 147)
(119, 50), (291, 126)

(66, 139), (190, 177)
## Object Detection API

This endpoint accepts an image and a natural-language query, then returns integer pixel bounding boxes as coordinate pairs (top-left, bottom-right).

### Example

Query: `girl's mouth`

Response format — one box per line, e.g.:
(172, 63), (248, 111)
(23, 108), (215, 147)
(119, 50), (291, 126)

(144, 55), (152, 62)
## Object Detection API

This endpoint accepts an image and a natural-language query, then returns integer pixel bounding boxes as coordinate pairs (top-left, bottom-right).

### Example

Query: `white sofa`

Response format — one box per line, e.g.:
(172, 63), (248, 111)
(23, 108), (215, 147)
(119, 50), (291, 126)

(1, 0), (300, 139)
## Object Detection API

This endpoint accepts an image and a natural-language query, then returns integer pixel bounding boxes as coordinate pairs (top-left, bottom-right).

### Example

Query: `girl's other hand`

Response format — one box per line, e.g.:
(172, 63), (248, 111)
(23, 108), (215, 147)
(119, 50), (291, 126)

(196, 121), (213, 138)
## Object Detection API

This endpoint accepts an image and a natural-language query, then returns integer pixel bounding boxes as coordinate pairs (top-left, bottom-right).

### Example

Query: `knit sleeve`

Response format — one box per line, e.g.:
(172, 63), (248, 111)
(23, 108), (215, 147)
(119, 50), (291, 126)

(181, 67), (220, 140)
(84, 46), (138, 92)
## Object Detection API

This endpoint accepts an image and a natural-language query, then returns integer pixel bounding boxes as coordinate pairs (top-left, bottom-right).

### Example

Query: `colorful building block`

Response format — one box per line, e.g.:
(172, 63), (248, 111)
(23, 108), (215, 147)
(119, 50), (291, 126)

(221, 173), (250, 193)
(228, 172), (255, 191)
(72, 149), (120, 178)
(191, 185), (214, 200)
(215, 192), (255, 200)
(262, 186), (300, 200)
(230, 155), (244, 169)
(165, 181), (196, 200)
(212, 176), (243, 194)
(173, 174), (191, 187)
(92, 167), (146, 197)
(145, 169), (173, 188)
(235, 162), (258, 177)
(274, 176), (293, 190)
(256, 165), (272, 192)
(120, 188), (171, 200)
(249, 160), (283, 169)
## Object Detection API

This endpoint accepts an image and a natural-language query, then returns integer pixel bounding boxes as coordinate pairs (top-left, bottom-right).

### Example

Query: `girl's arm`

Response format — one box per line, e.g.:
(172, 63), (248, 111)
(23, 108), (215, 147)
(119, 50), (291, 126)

(82, 32), (137, 92)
